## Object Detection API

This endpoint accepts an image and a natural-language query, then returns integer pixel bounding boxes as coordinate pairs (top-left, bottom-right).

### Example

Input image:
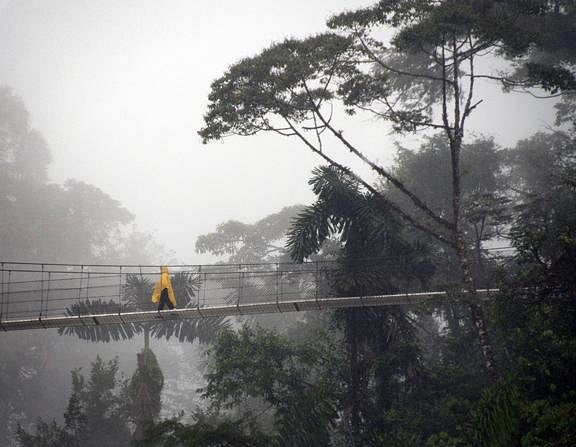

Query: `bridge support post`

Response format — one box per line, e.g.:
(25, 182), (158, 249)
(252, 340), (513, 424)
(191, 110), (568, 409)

(275, 264), (283, 313)
(197, 268), (205, 318)
(315, 262), (322, 311)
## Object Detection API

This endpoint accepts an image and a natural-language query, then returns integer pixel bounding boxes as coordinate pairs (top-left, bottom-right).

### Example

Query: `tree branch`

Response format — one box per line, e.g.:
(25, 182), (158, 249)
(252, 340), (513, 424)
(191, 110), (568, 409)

(379, 97), (450, 131)
(281, 116), (455, 248)
(357, 33), (447, 83)
(302, 82), (454, 232)
(460, 34), (477, 130)
(441, 39), (454, 146)
(452, 34), (462, 141)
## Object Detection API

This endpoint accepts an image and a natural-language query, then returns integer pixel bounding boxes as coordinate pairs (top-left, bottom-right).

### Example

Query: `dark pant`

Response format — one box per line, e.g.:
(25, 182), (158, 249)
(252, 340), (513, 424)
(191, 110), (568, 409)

(158, 288), (174, 311)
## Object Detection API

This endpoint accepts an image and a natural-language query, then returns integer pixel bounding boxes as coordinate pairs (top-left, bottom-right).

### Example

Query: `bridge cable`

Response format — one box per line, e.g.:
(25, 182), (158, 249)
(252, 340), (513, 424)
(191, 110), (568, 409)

(202, 268), (207, 308)
(76, 273), (86, 327)
(0, 263), (5, 332)
(6, 270), (11, 321)
(275, 263), (281, 313)
(39, 264), (46, 328)
(0, 263), (4, 324)
(78, 265), (84, 305)
(0, 247), (515, 272)
(276, 264), (283, 313)
(117, 266), (123, 319)
(236, 264), (243, 315)
(197, 266), (205, 318)
(85, 271), (91, 301)
(315, 261), (322, 311)
(0, 253), (508, 278)
(45, 271), (52, 320)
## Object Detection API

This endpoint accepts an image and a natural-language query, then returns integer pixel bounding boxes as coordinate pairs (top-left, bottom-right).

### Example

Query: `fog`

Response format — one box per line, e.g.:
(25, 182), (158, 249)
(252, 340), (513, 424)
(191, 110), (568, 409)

(0, 0), (556, 261)
(2, 2), (575, 446)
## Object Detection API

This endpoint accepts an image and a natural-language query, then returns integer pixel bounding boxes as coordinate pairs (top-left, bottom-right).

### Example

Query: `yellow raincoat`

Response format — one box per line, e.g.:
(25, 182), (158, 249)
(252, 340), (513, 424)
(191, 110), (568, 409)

(151, 266), (176, 307)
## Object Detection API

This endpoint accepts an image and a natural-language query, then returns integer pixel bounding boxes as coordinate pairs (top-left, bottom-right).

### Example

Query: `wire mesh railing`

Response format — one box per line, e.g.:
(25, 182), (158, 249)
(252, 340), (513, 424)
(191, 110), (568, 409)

(0, 251), (511, 332)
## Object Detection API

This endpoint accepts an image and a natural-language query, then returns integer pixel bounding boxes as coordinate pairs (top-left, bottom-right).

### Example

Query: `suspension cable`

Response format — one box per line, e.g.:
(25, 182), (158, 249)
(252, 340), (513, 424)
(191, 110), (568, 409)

(0, 263), (5, 332)
(0, 247), (516, 271)
(46, 271), (51, 319)
(0, 262), (4, 322)
(118, 266), (123, 313)
(39, 264), (46, 326)
(85, 271), (91, 301)
(6, 270), (11, 320)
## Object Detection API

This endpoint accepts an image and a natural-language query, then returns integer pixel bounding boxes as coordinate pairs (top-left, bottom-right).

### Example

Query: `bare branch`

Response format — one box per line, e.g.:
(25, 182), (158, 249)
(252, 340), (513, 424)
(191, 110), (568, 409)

(357, 33), (447, 83)
(379, 97), (450, 130)
(311, 109), (323, 151)
(281, 116), (455, 248)
(452, 34), (462, 140)
(461, 34), (476, 130)
(469, 73), (565, 98)
(301, 81), (455, 231)
(441, 39), (454, 145)
(524, 90), (564, 99)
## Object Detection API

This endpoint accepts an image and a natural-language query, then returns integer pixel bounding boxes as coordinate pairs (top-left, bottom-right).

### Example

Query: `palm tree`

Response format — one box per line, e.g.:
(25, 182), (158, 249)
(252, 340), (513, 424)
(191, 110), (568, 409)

(58, 269), (228, 440)
(287, 165), (433, 446)
(287, 165), (434, 287)
(59, 270), (227, 344)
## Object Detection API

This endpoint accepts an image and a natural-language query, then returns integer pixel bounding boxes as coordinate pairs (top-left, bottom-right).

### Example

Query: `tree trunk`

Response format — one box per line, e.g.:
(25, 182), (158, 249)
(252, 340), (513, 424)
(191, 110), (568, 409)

(473, 217), (488, 287)
(446, 303), (463, 341)
(455, 232), (497, 377)
(144, 326), (150, 350)
(446, 31), (497, 378)
(450, 134), (497, 378)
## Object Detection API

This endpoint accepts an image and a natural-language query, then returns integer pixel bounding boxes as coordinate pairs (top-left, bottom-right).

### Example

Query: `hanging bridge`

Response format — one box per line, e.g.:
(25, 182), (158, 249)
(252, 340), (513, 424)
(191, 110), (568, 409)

(0, 252), (510, 332)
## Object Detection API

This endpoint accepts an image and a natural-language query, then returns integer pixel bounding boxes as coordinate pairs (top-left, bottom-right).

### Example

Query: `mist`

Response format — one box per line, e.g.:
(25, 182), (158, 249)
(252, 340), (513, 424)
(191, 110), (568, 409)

(1, 1), (574, 446)
(0, 0), (556, 261)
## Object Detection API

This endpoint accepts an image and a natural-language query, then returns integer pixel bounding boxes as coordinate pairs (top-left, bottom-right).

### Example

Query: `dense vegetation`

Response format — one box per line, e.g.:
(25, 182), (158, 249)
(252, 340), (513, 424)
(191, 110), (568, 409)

(140, 132), (574, 447)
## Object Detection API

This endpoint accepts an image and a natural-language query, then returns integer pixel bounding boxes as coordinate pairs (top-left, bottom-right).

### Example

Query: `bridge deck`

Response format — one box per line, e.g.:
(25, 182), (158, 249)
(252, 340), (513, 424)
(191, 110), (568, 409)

(0, 290), (497, 332)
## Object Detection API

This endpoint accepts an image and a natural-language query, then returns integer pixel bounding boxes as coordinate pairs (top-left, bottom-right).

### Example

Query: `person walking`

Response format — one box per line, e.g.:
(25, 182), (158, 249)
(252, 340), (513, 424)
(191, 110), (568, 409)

(151, 265), (176, 311)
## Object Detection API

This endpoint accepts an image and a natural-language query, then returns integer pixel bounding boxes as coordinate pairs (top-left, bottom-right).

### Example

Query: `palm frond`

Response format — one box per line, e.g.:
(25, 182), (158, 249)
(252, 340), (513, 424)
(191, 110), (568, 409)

(58, 299), (142, 342)
(148, 316), (228, 344)
(309, 164), (359, 199)
(123, 274), (154, 310)
(287, 202), (334, 262)
(59, 272), (225, 344)
(171, 271), (202, 307)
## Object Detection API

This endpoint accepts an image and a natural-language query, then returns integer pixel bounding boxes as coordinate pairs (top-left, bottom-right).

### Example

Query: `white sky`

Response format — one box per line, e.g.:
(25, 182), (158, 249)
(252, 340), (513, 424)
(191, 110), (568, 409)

(0, 0), (558, 262)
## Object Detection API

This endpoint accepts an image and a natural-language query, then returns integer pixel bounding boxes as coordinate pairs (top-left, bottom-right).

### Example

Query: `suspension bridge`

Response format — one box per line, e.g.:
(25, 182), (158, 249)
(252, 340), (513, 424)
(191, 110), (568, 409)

(0, 252), (509, 332)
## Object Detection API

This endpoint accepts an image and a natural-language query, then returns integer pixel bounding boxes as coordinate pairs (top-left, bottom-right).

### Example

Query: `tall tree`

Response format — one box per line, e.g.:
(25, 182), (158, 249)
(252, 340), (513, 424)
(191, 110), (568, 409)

(129, 348), (165, 442)
(287, 165), (435, 445)
(200, 0), (570, 375)
(390, 135), (509, 284)
(57, 269), (228, 442)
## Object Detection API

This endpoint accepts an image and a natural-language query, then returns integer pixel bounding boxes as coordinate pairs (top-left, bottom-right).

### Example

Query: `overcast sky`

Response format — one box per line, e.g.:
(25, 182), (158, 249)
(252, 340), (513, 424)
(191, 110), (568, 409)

(0, 0), (558, 263)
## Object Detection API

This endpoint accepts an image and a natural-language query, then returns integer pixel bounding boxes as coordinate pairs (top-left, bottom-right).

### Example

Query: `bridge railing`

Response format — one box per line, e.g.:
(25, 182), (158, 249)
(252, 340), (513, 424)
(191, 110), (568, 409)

(0, 251), (512, 327)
